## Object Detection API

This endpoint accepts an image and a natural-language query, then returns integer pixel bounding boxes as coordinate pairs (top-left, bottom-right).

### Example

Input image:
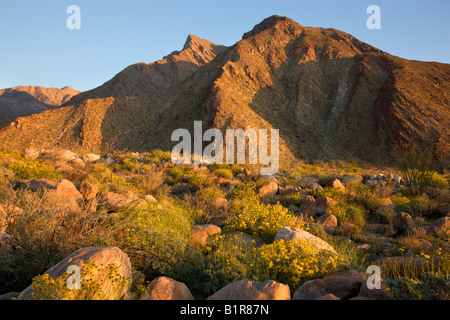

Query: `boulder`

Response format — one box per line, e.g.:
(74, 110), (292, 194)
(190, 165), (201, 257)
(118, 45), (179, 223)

(313, 197), (337, 214)
(18, 247), (132, 300)
(382, 198), (395, 210)
(54, 179), (84, 209)
(191, 224), (221, 247)
(301, 195), (316, 208)
(342, 175), (363, 185)
(317, 213), (338, 231)
(393, 175), (402, 184)
(68, 157), (85, 168)
(98, 191), (140, 210)
(24, 148), (40, 160)
(293, 270), (365, 300)
(83, 154), (101, 163)
(428, 217), (450, 235)
(141, 276), (194, 300)
(393, 212), (416, 235)
(211, 197), (228, 211)
(292, 279), (326, 300)
(207, 280), (290, 300)
(27, 178), (58, 191)
(78, 182), (98, 201)
(331, 179), (346, 191)
(257, 181), (278, 199)
(43, 150), (77, 162)
(274, 227), (336, 254)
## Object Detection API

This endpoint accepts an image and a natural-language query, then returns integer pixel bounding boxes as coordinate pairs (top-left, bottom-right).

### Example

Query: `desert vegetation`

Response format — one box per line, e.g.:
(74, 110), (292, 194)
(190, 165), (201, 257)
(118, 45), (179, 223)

(0, 146), (448, 300)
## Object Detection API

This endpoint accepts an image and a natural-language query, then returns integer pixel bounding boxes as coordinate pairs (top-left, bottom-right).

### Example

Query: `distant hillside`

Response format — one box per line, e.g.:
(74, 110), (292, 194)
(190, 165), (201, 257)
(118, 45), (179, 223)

(0, 86), (79, 128)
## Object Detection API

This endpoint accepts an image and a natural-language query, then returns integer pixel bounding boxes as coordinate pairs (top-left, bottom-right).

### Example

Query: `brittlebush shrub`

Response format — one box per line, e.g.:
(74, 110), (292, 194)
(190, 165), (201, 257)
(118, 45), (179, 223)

(27, 262), (129, 300)
(252, 240), (344, 290)
(225, 192), (303, 243)
(213, 168), (233, 180)
(8, 160), (62, 181)
(172, 236), (353, 298)
(326, 204), (367, 227)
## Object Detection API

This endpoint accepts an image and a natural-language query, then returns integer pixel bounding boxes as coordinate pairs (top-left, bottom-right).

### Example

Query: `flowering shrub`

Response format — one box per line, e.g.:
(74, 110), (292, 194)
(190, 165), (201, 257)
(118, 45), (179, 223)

(225, 194), (303, 243)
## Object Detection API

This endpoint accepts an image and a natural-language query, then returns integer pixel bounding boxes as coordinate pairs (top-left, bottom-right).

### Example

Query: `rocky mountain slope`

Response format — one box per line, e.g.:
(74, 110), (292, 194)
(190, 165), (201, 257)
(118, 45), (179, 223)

(0, 86), (79, 128)
(65, 35), (227, 105)
(0, 16), (448, 169)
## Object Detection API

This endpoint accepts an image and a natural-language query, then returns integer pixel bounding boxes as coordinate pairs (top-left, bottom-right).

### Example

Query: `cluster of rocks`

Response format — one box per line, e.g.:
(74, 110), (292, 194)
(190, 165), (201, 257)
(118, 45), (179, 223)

(0, 246), (389, 301)
(23, 148), (114, 172)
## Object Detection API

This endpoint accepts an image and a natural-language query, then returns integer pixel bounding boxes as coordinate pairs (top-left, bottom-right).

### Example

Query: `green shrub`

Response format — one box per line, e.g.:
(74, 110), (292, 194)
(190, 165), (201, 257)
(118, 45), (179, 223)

(428, 172), (449, 189)
(225, 194), (303, 243)
(326, 204), (366, 227)
(395, 143), (435, 196)
(144, 149), (171, 164)
(8, 160), (62, 181)
(185, 171), (208, 188)
(214, 168), (233, 180)
(384, 273), (450, 300)
(166, 166), (184, 185)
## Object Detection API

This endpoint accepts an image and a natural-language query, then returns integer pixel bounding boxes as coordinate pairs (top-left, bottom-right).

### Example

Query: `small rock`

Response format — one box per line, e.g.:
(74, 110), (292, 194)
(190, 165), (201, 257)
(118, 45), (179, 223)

(68, 157), (85, 168)
(143, 195), (158, 203)
(191, 224), (221, 247)
(428, 217), (450, 236)
(27, 178), (58, 191)
(257, 181), (278, 199)
(317, 213), (338, 231)
(355, 244), (371, 251)
(211, 197), (228, 211)
(382, 198), (395, 210)
(301, 195), (316, 208)
(141, 276), (194, 300)
(78, 182), (98, 201)
(83, 153), (101, 163)
(342, 175), (363, 185)
(393, 212), (416, 235)
(98, 191), (140, 210)
(331, 179), (346, 191)
(313, 197), (337, 214)
(24, 148), (39, 160)
(207, 280), (291, 300)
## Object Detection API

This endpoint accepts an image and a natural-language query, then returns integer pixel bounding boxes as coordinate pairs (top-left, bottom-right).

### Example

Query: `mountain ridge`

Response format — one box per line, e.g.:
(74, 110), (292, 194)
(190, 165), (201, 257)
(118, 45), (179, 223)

(0, 15), (448, 169)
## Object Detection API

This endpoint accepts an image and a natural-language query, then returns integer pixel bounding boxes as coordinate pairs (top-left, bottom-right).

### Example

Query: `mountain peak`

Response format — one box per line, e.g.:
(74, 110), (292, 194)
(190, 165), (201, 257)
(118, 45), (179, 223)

(242, 15), (301, 39)
(183, 34), (213, 51)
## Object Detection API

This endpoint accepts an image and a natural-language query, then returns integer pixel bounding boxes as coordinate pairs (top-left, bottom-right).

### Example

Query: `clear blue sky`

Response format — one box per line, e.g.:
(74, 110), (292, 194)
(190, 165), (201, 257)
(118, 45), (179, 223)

(0, 0), (449, 92)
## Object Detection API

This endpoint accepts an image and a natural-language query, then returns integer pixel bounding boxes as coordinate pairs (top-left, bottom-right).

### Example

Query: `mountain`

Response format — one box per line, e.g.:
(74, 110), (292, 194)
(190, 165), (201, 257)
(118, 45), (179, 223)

(0, 16), (448, 169)
(0, 86), (80, 128)
(65, 35), (227, 106)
